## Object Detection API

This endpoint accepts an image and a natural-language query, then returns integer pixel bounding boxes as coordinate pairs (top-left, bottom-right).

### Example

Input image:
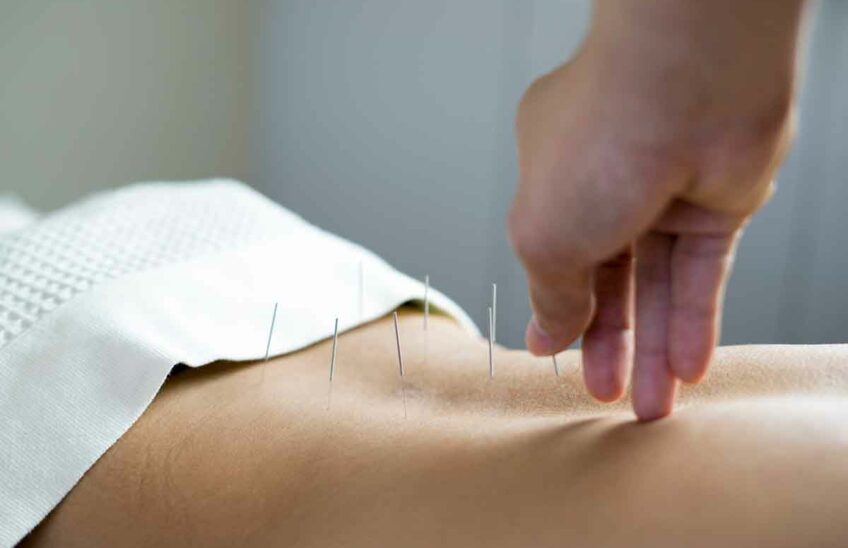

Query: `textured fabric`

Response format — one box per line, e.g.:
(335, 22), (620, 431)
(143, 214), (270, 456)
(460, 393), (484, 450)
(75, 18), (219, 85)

(0, 180), (476, 546)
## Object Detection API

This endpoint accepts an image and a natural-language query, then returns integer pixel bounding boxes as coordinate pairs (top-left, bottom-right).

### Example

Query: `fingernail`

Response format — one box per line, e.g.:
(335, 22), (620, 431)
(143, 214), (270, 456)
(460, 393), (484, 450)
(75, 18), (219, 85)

(525, 317), (553, 355)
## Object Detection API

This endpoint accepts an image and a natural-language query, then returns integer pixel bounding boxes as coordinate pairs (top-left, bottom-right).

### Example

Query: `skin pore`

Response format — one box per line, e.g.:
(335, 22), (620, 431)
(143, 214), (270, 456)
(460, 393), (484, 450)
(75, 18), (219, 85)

(25, 308), (848, 547)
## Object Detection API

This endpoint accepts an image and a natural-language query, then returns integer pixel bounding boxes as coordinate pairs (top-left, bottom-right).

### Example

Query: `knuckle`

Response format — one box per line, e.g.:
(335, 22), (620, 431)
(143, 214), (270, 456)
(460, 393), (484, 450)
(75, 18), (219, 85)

(507, 207), (558, 270)
(675, 303), (715, 324)
(508, 202), (589, 277)
(515, 77), (545, 135)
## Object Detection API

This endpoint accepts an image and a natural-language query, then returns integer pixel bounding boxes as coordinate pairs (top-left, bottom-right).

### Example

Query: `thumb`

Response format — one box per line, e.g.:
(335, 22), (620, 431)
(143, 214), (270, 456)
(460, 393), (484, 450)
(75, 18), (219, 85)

(509, 164), (681, 356)
(523, 263), (594, 355)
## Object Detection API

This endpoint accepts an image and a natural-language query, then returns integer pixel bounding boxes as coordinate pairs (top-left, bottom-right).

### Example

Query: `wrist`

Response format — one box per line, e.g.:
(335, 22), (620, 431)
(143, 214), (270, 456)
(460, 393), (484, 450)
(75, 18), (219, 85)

(580, 0), (805, 130)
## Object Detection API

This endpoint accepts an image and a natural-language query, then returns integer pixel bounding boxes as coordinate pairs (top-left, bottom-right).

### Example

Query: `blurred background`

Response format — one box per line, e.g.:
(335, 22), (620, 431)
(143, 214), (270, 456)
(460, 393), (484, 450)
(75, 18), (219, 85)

(2, 0), (846, 348)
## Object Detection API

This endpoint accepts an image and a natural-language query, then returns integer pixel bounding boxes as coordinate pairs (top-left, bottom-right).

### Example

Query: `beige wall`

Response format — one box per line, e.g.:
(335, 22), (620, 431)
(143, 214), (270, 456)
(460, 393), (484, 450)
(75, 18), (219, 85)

(0, 1), (256, 210)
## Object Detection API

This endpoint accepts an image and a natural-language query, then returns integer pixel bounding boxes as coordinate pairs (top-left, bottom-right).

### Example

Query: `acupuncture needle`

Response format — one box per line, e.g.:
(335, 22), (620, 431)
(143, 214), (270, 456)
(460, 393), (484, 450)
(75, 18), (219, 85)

(393, 311), (408, 419)
(261, 302), (279, 387)
(552, 353), (560, 377)
(358, 260), (364, 322)
(423, 274), (430, 330)
(491, 283), (497, 343)
(327, 318), (339, 410)
(487, 306), (494, 380)
(264, 302), (279, 362)
(423, 274), (430, 367)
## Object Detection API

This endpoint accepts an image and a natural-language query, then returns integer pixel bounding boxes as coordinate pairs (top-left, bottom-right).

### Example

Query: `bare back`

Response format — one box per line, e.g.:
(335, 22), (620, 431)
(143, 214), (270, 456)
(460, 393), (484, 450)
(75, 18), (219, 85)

(25, 309), (848, 547)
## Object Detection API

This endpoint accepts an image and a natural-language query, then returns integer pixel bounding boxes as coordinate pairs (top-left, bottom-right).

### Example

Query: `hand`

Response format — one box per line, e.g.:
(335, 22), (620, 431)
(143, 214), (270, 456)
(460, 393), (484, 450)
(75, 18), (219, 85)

(508, 0), (803, 420)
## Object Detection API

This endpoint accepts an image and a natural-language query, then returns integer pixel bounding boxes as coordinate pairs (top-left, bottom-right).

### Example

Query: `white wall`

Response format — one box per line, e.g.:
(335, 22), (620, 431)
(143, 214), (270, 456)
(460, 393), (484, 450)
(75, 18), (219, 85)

(2, 1), (845, 348)
(253, 0), (537, 344)
(773, 0), (848, 343)
(255, 0), (848, 348)
(0, 0), (256, 209)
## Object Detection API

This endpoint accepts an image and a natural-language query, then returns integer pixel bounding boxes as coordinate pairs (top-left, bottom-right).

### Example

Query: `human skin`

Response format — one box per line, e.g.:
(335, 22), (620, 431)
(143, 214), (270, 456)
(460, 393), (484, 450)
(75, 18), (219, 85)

(24, 309), (848, 547)
(508, 0), (807, 420)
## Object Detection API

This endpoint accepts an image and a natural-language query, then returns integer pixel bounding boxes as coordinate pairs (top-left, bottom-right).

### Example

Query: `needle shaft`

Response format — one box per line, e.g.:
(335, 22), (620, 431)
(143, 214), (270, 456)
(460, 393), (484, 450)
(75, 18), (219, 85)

(264, 302), (279, 362)
(424, 275), (430, 330)
(393, 311), (408, 419)
(327, 318), (339, 410)
(491, 283), (497, 343)
(488, 307), (494, 380)
(358, 261), (364, 321)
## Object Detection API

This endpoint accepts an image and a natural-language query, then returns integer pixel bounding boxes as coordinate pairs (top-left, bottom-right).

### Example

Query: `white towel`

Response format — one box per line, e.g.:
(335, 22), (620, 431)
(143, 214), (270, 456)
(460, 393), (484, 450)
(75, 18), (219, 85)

(0, 194), (38, 236)
(0, 180), (476, 546)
